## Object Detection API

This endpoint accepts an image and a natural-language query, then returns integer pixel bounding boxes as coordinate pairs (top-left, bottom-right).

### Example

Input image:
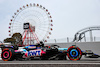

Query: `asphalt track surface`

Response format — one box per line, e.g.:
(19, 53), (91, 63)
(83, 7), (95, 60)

(0, 58), (100, 64)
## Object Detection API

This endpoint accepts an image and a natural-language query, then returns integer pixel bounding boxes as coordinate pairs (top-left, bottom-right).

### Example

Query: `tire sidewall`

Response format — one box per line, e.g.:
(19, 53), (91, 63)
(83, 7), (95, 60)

(67, 46), (82, 61)
(1, 48), (14, 61)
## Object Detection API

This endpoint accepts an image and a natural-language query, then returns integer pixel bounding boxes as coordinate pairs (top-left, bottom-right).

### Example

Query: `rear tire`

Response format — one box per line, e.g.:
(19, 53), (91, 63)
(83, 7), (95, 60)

(1, 48), (15, 61)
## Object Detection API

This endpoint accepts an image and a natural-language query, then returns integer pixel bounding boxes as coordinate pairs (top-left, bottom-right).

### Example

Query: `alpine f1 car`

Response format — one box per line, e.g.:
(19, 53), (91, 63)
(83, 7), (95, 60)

(0, 41), (100, 61)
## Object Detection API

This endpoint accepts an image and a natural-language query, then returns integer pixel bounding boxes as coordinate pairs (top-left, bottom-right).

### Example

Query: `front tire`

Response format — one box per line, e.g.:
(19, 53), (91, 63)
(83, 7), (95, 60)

(67, 45), (82, 61)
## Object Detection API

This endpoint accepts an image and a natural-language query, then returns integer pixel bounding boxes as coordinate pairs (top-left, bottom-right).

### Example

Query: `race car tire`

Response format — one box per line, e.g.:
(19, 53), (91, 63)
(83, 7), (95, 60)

(67, 45), (82, 61)
(1, 48), (15, 61)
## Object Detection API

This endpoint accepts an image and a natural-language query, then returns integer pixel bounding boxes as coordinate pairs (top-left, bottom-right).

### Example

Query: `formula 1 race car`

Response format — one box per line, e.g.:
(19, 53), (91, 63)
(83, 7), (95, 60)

(0, 41), (100, 61)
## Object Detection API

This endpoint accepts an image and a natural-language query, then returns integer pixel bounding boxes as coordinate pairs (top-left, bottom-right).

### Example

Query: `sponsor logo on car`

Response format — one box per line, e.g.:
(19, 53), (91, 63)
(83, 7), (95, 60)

(28, 49), (41, 56)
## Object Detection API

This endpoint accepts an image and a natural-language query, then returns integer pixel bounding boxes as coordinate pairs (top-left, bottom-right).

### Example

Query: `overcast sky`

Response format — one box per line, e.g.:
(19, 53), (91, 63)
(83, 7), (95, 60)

(0, 0), (100, 41)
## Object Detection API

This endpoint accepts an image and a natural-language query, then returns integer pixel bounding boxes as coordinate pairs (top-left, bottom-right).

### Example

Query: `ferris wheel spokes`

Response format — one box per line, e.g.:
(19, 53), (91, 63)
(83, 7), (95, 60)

(9, 3), (53, 46)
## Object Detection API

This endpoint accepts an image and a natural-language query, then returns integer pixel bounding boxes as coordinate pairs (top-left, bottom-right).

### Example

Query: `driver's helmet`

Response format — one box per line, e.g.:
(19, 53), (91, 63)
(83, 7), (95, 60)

(39, 41), (44, 47)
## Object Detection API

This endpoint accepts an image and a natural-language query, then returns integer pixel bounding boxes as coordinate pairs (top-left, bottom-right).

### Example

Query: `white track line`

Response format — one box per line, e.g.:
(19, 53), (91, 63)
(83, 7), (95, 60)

(0, 63), (100, 64)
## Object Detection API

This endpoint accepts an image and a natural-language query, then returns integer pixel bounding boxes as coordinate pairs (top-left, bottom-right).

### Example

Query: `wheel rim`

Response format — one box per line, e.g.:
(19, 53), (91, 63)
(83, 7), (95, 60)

(70, 49), (78, 57)
(67, 46), (82, 60)
(1, 49), (12, 61)
(3, 51), (9, 58)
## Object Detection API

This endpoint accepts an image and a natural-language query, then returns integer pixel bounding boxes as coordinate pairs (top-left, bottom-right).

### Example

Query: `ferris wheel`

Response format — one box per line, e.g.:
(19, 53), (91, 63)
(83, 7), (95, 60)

(8, 3), (53, 45)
